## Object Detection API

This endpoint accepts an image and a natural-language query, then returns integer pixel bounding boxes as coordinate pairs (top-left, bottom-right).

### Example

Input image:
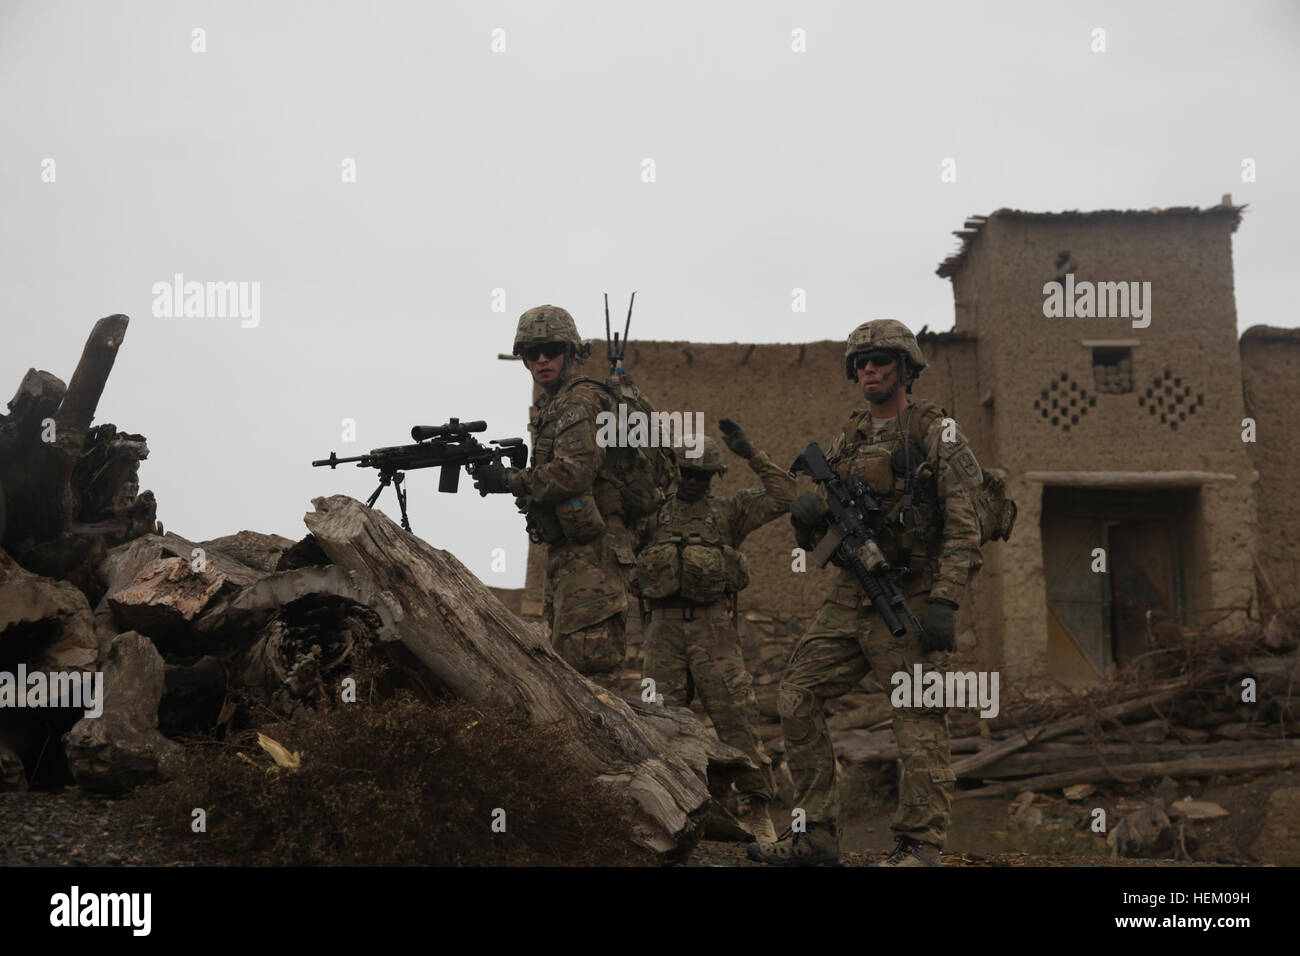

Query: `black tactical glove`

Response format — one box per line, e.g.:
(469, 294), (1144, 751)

(919, 598), (958, 655)
(718, 418), (755, 459)
(790, 492), (828, 530)
(473, 462), (517, 497)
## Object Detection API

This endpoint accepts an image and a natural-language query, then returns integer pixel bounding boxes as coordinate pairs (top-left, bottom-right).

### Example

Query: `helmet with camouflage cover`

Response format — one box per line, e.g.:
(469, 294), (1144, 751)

(512, 305), (593, 360)
(679, 436), (727, 474)
(844, 319), (927, 383)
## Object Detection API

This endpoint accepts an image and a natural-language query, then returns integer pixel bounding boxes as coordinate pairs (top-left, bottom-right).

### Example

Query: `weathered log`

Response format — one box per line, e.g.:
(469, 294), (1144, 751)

(972, 737), (1293, 780)
(193, 565), (401, 680)
(200, 530), (299, 573)
(1, 316), (130, 550)
(1047, 717), (1171, 747)
(195, 564), (401, 639)
(274, 533), (331, 571)
(958, 742), (1300, 799)
(158, 532), (264, 591)
(303, 494), (745, 860)
(64, 630), (180, 793)
(106, 557), (226, 643)
(0, 547), (98, 672)
(71, 424), (150, 523)
(952, 688), (1184, 778)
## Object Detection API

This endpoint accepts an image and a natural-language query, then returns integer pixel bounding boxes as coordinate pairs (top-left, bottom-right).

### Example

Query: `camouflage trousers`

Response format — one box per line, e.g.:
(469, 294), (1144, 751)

(779, 584), (954, 848)
(544, 535), (632, 689)
(554, 615), (627, 690)
(642, 603), (775, 801)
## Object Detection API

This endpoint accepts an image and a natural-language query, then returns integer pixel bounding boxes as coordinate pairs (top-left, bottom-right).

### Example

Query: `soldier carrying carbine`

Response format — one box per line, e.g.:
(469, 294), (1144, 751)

(749, 319), (985, 868)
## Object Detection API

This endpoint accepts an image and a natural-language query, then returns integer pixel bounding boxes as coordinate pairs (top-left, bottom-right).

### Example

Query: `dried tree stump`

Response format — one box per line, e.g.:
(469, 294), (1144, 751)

(303, 494), (750, 860)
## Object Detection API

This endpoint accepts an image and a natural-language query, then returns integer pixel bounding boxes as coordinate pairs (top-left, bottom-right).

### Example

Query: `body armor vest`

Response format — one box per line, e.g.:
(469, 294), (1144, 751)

(833, 402), (945, 572)
(527, 377), (622, 546)
(632, 494), (749, 604)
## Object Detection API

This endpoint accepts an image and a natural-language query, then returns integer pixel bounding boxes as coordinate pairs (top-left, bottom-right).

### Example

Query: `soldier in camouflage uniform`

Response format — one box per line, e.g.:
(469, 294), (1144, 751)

(748, 319), (984, 867)
(634, 423), (795, 844)
(474, 305), (635, 690)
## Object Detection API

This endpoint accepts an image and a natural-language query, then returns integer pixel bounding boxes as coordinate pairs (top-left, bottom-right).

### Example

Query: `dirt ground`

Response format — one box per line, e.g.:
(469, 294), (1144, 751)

(3, 765), (1292, 867)
(686, 765), (1300, 866)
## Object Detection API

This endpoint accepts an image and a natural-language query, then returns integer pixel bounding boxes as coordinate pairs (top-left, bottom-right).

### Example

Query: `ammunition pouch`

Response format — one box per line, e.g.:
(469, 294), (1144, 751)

(632, 531), (747, 604)
(555, 492), (606, 544)
(974, 472), (1017, 544)
(632, 539), (679, 599)
(680, 536), (726, 604)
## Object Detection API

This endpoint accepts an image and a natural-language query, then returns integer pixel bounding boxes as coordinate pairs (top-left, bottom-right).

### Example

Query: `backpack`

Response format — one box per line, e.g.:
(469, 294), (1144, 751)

(596, 372), (677, 526)
(903, 401), (1017, 546)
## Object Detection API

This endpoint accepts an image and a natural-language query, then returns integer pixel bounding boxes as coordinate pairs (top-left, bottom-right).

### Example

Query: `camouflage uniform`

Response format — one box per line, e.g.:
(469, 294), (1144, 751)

(637, 444), (795, 802)
(779, 323), (984, 855)
(503, 307), (637, 688)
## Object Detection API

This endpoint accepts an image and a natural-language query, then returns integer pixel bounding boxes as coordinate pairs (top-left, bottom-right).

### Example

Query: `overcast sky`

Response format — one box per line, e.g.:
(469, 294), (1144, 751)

(2, 0), (1297, 586)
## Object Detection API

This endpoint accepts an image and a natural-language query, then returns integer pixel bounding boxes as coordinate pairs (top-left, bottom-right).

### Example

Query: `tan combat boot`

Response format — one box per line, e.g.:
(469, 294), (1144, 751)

(746, 823), (840, 866)
(733, 795), (777, 844)
(877, 834), (942, 867)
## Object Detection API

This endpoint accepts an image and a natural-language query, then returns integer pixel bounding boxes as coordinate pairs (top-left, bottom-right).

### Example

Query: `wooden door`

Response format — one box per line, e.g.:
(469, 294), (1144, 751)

(1109, 520), (1176, 667)
(1043, 515), (1110, 681)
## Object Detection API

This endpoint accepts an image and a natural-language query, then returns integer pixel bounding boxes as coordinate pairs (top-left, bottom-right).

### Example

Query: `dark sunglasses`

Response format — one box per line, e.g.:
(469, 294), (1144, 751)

(679, 468), (712, 482)
(853, 350), (898, 371)
(522, 343), (568, 362)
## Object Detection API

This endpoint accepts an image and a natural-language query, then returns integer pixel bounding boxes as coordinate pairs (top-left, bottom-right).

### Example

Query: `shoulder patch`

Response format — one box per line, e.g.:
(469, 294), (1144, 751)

(953, 447), (981, 481)
(556, 406), (587, 432)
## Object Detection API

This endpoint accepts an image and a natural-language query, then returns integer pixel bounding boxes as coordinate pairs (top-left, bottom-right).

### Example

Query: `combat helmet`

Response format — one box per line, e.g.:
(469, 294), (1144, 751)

(844, 319), (927, 385)
(679, 436), (727, 474)
(513, 305), (592, 360)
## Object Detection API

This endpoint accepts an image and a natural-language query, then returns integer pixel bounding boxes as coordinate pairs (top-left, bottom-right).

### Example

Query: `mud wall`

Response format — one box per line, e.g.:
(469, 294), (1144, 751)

(1241, 326), (1300, 609)
(946, 210), (1260, 662)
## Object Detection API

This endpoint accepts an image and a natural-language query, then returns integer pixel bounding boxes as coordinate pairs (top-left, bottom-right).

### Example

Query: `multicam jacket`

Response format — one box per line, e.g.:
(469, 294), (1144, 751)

(507, 376), (635, 635)
(820, 399), (983, 606)
(507, 376), (633, 548)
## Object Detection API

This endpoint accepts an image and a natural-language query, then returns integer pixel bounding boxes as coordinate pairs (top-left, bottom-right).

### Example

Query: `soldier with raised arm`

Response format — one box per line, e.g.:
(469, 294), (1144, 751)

(634, 421), (795, 844)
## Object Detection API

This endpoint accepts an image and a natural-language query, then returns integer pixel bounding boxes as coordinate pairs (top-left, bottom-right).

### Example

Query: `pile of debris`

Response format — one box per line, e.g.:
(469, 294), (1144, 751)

(0, 316), (761, 862)
(799, 609), (1299, 860)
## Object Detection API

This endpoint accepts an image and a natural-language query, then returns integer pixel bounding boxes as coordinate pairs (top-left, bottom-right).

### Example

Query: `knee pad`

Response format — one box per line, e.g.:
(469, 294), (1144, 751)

(778, 682), (818, 746)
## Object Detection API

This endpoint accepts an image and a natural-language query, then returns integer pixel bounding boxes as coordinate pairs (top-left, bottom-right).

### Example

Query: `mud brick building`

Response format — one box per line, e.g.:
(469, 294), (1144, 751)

(519, 198), (1300, 693)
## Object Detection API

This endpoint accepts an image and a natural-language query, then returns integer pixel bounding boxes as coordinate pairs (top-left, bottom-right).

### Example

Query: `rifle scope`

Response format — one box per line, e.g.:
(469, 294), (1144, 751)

(411, 419), (487, 441)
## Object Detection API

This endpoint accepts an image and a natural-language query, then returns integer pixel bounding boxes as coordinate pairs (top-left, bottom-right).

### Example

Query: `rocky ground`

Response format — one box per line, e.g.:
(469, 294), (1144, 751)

(4, 766), (1294, 867)
(0, 790), (175, 867)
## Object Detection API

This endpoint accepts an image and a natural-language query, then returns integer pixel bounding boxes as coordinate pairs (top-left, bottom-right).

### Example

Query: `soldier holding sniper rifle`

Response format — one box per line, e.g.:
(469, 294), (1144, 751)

(312, 417), (527, 532)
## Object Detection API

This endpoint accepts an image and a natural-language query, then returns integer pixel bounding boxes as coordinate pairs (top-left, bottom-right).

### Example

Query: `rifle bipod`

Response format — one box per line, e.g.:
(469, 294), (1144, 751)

(365, 468), (412, 532)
